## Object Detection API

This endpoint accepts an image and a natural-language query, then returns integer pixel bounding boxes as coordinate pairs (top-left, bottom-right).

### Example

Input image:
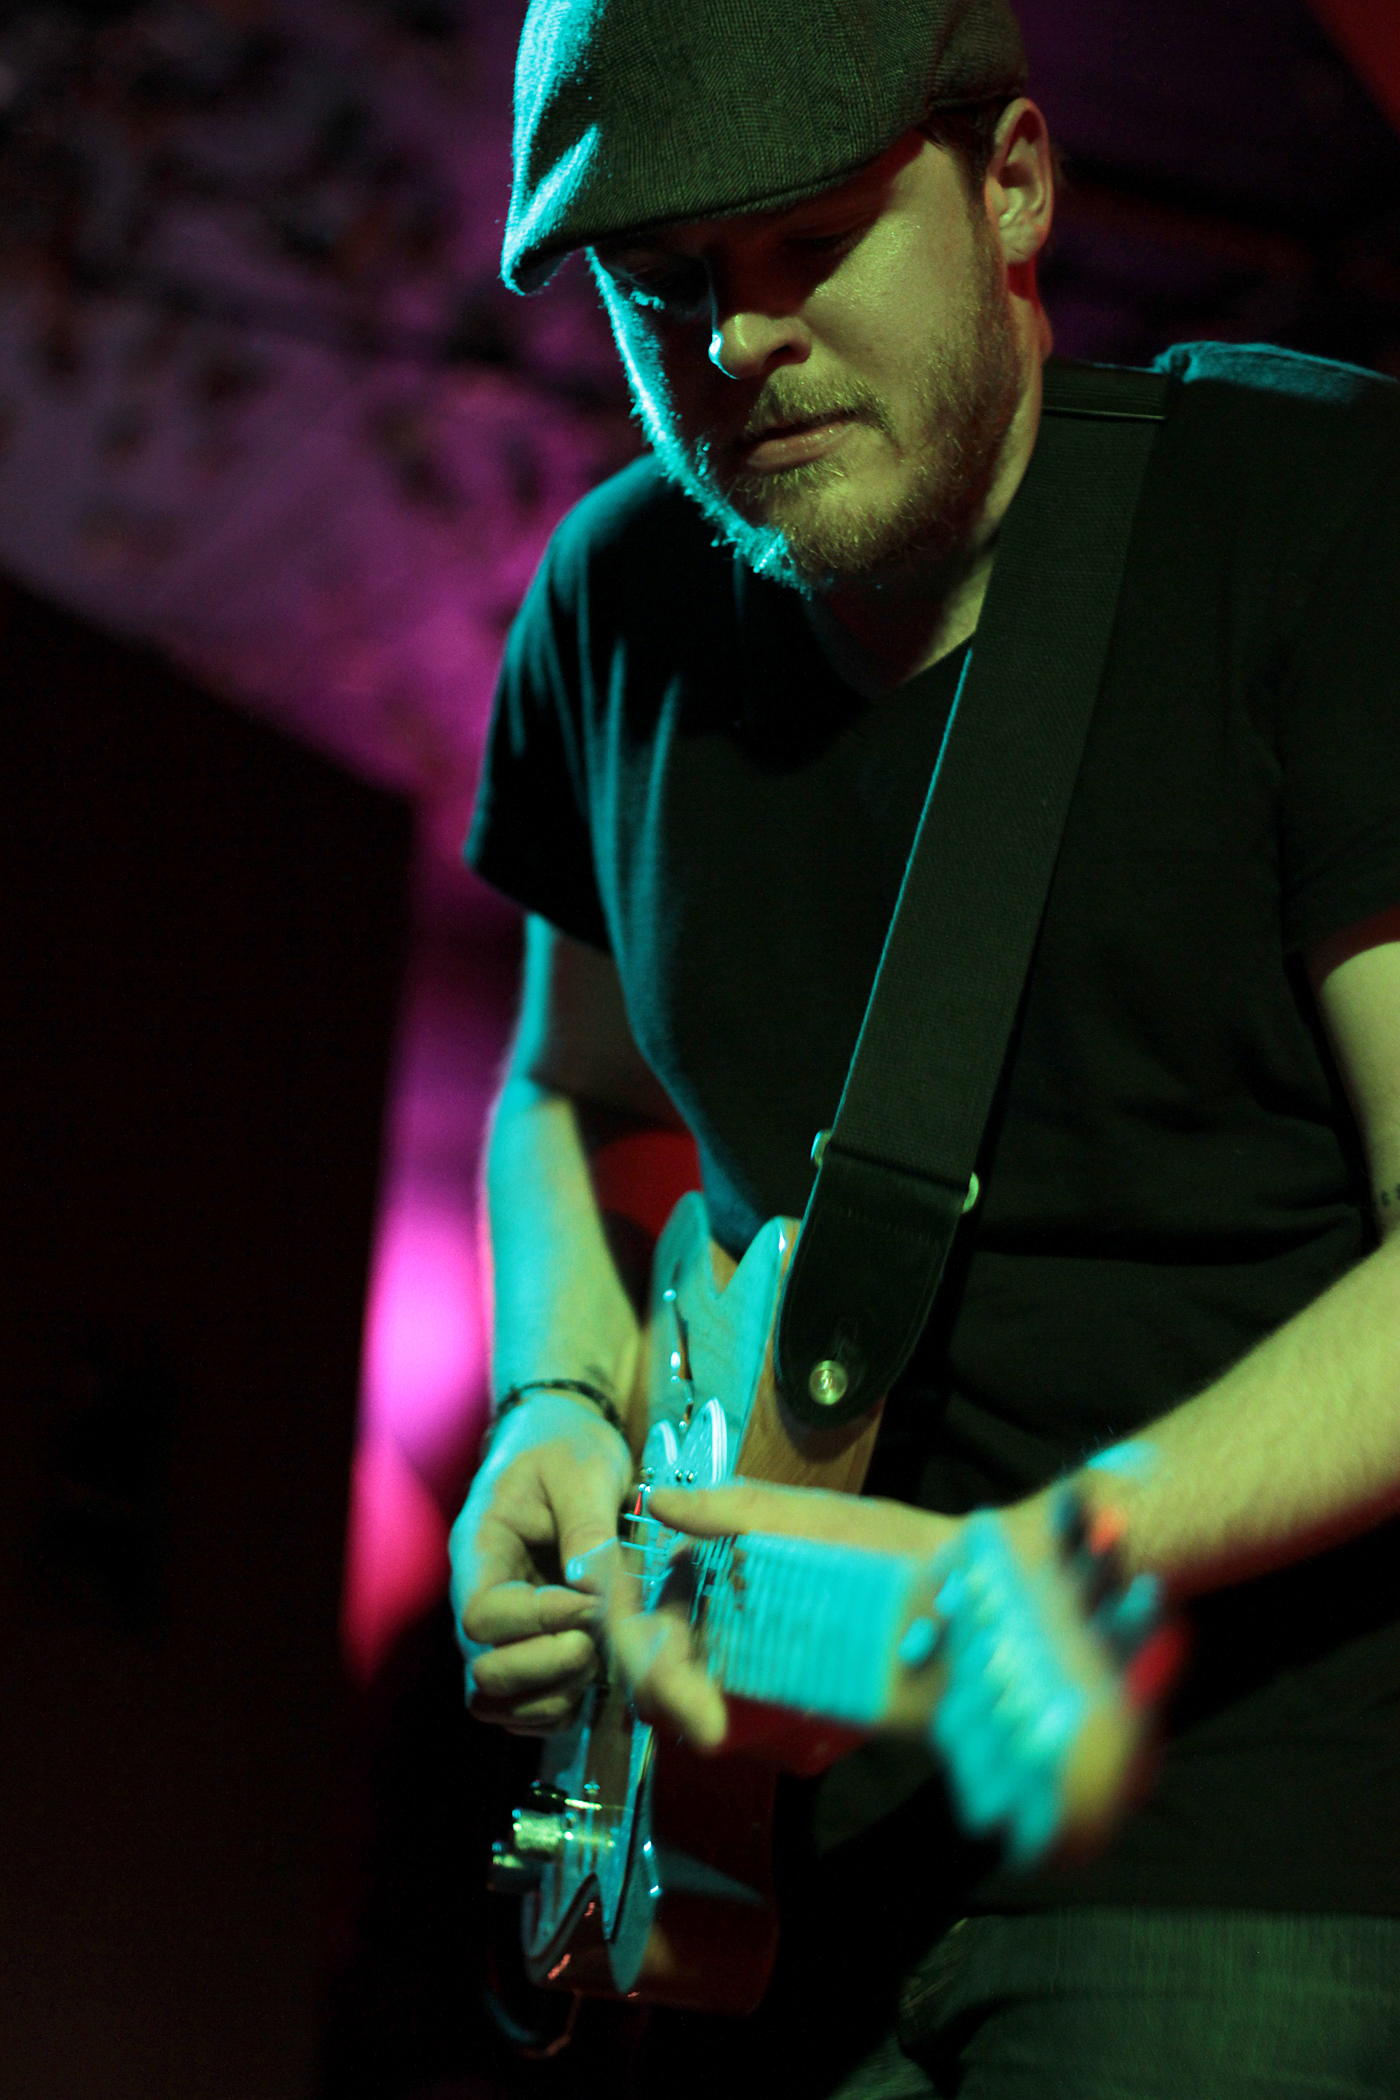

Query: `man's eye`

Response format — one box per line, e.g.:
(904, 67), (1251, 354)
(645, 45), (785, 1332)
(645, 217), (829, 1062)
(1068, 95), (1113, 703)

(621, 265), (708, 316)
(790, 223), (864, 258)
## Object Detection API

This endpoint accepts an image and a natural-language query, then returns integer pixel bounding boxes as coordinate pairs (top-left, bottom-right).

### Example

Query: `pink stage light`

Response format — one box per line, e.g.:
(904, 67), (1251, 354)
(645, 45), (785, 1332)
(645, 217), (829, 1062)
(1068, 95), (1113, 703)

(360, 1200), (486, 1469)
(340, 1432), (450, 1686)
(342, 1195), (490, 1682)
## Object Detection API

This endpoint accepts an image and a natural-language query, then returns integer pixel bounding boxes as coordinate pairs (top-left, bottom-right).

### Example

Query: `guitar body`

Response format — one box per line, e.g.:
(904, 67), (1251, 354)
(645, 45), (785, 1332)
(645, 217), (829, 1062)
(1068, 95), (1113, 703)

(514, 1192), (883, 2014)
(522, 1712), (778, 2013)
(496, 1197), (1177, 2014)
(637, 1192), (883, 1503)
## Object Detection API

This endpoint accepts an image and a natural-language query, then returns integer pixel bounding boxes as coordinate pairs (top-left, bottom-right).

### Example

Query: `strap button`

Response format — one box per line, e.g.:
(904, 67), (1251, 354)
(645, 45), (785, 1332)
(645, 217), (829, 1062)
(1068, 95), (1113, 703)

(809, 1359), (849, 1406)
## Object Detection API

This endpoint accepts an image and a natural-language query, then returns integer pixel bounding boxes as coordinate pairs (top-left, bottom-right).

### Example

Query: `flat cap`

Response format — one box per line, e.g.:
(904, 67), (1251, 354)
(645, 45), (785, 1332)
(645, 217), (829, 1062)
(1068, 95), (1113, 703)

(503, 0), (1028, 292)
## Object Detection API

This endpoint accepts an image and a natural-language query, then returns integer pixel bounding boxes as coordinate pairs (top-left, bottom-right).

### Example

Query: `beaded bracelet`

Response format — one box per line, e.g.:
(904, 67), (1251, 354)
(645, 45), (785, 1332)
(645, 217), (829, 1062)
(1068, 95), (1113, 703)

(483, 1377), (629, 1452)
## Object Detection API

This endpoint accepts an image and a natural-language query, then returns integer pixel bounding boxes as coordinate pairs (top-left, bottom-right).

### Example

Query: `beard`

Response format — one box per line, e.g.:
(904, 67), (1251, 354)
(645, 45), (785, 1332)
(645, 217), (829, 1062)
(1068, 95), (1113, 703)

(630, 210), (1022, 596)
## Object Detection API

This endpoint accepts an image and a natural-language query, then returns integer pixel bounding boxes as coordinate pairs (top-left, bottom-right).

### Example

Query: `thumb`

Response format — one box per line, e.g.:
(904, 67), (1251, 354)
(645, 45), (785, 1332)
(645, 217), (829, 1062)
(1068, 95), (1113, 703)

(548, 1459), (632, 1581)
(648, 1478), (862, 1541)
(564, 1534), (645, 1636)
(648, 1478), (948, 1556)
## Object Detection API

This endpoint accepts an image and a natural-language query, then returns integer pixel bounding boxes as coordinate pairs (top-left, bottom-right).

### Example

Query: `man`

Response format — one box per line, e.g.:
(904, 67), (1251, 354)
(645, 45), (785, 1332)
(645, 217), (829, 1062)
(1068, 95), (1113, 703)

(450, 0), (1400, 2090)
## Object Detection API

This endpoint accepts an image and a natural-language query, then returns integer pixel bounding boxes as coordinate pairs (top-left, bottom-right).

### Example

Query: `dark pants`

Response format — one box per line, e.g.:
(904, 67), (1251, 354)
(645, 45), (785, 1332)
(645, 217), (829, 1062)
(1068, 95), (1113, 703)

(637, 1909), (1400, 2100)
(873, 1909), (1400, 2099)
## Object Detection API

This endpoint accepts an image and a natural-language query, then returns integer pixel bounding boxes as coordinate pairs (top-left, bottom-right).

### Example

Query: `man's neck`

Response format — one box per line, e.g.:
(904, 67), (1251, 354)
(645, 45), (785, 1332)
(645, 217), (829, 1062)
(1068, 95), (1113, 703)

(803, 349), (1046, 700)
(803, 545), (996, 697)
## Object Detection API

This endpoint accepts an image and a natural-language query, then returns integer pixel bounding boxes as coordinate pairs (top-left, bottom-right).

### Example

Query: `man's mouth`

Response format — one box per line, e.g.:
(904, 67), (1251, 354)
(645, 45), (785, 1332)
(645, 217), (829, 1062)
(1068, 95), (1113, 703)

(741, 409), (850, 445)
(734, 412), (858, 473)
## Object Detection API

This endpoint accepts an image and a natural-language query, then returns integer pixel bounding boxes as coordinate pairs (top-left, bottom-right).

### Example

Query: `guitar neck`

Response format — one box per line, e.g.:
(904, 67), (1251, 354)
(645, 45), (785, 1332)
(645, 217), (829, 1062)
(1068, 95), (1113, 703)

(690, 1533), (938, 1731)
(668, 1510), (1170, 1871)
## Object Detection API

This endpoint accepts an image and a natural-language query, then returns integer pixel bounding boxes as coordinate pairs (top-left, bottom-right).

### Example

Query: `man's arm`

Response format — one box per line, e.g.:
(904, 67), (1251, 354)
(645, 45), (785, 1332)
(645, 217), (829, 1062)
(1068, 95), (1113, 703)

(660, 916), (1400, 1599)
(1053, 905), (1400, 1596)
(637, 909), (1400, 1737)
(487, 921), (685, 1424)
(1307, 902), (1400, 1237)
(450, 915), (693, 1731)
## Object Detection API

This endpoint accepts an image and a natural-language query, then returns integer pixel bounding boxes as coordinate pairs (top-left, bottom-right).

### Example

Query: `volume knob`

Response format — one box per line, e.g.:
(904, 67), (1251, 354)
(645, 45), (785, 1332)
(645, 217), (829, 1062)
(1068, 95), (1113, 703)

(512, 1805), (567, 1860)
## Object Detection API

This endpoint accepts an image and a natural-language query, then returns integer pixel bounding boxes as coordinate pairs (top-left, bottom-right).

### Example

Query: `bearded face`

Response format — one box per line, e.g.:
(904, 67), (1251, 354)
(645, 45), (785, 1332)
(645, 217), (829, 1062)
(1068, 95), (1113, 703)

(593, 130), (1026, 596)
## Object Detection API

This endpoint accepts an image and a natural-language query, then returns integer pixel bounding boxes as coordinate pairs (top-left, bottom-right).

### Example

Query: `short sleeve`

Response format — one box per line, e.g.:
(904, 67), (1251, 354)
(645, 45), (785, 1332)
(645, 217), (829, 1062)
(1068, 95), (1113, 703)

(465, 532), (613, 954)
(1275, 410), (1400, 954)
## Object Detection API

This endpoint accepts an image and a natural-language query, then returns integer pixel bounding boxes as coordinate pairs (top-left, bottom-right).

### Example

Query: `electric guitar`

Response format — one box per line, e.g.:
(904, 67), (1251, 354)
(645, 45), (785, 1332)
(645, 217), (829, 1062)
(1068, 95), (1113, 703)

(488, 1192), (1176, 2015)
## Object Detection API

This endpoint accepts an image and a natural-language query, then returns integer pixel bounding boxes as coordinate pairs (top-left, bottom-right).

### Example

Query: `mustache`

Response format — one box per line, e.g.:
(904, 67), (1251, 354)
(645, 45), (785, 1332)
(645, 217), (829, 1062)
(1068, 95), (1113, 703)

(736, 390), (883, 443)
(693, 385), (892, 477)
(739, 400), (848, 442)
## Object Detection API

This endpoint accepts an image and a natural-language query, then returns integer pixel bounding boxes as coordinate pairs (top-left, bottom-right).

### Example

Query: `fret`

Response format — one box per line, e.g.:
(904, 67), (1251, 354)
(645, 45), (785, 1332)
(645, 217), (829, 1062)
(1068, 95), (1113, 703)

(698, 1535), (930, 1728)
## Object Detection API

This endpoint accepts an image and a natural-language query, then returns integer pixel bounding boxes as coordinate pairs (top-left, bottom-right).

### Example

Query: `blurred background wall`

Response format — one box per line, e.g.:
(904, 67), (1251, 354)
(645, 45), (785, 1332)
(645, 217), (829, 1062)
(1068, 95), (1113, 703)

(0, 0), (1397, 2094)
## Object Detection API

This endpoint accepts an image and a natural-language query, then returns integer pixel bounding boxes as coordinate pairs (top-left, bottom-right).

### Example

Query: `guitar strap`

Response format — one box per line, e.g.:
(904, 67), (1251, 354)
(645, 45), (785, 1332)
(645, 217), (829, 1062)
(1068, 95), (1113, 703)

(775, 359), (1175, 1427)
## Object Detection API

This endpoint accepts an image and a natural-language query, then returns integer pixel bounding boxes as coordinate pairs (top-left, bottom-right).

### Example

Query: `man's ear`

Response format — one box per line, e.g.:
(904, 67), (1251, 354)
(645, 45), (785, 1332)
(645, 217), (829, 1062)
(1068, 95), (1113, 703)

(985, 98), (1055, 267)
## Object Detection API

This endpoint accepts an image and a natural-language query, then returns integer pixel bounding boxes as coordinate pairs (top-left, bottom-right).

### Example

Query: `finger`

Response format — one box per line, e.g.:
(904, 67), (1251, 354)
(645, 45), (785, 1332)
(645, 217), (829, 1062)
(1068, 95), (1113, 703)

(562, 1537), (620, 1595)
(471, 1685), (593, 1733)
(450, 1503), (548, 1636)
(611, 1606), (727, 1752)
(647, 1479), (856, 1540)
(461, 1578), (602, 1648)
(503, 1708), (583, 1736)
(566, 1537), (647, 1637)
(452, 1429), (632, 1615)
(469, 1627), (599, 1704)
(551, 1479), (633, 1587)
(648, 1479), (946, 1555)
(522, 1427), (635, 1579)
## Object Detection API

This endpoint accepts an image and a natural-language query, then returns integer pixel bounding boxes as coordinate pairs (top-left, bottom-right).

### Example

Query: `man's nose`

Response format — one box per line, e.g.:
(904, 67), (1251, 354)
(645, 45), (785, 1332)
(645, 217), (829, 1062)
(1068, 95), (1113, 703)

(708, 297), (811, 382)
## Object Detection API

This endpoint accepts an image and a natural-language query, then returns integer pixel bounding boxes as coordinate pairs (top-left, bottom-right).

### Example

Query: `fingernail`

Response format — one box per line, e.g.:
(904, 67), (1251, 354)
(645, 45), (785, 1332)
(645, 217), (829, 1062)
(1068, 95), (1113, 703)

(565, 1556), (585, 1583)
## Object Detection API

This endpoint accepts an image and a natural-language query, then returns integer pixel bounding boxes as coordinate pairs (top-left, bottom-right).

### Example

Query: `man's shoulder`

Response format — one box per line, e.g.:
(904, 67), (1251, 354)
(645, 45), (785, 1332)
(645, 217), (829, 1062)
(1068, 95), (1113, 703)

(540, 451), (725, 602)
(1155, 340), (1398, 428)
(1144, 342), (1400, 540)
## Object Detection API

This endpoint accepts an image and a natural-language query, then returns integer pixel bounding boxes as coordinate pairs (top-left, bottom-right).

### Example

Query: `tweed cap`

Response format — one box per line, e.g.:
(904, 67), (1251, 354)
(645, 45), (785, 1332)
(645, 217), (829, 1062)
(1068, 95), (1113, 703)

(503, 0), (1028, 292)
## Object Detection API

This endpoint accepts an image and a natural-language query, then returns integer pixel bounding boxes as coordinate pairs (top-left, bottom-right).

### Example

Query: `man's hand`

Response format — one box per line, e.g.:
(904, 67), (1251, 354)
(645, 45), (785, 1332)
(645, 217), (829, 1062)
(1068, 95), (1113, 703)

(449, 1391), (634, 1734)
(647, 1478), (959, 1554)
(591, 1478), (961, 1752)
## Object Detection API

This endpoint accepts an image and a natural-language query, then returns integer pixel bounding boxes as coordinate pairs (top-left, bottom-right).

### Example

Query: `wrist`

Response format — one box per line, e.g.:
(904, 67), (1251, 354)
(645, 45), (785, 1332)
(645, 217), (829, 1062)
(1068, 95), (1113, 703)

(1001, 1457), (1151, 1582)
(1073, 1438), (1162, 1586)
(480, 1379), (632, 1468)
(494, 1376), (627, 1438)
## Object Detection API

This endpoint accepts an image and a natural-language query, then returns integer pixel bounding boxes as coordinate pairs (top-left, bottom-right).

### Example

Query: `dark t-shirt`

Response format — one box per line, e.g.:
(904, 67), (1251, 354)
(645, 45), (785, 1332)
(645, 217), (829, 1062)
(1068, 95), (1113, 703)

(468, 343), (1400, 1915)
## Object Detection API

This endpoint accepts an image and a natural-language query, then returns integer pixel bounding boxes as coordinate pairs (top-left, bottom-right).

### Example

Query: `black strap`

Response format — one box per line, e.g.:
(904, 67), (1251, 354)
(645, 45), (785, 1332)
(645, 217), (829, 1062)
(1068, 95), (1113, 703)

(774, 360), (1175, 1426)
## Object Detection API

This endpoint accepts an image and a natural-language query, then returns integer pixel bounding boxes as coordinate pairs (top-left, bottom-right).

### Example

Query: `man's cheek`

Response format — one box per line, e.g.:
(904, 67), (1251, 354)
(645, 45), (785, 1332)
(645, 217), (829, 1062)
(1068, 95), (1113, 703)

(616, 330), (683, 438)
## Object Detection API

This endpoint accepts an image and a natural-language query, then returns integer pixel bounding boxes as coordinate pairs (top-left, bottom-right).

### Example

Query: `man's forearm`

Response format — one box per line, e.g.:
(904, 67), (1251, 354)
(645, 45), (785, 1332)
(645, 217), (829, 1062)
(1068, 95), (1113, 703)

(485, 1075), (647, 1440)
(1053, 1231), (1400, 1600)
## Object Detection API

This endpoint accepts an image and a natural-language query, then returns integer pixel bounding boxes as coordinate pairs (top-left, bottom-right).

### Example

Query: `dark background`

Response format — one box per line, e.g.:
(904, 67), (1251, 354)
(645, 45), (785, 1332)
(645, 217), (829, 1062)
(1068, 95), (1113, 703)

(0, 2), (1397, 2095)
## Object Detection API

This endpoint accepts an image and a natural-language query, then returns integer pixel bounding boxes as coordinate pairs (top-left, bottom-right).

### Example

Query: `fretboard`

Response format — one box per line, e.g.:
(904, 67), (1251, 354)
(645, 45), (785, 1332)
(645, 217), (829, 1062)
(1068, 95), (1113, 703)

(691, 1534), (928, 1728)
